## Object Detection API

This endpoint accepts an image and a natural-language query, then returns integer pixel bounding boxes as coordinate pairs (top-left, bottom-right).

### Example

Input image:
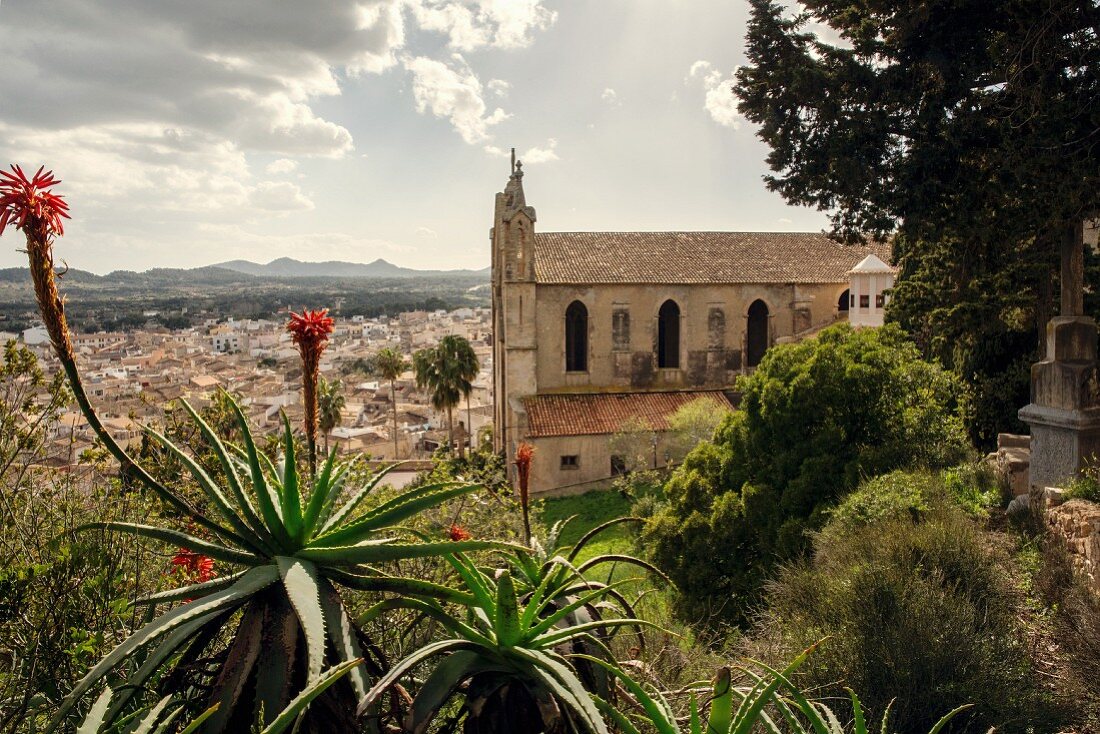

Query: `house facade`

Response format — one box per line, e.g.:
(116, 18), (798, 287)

(491, 161), (893, 495)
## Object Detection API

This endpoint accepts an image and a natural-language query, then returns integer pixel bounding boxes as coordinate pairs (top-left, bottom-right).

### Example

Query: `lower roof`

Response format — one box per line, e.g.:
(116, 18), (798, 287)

(532, 232), (892, 285)
(524, 390), (737, 438)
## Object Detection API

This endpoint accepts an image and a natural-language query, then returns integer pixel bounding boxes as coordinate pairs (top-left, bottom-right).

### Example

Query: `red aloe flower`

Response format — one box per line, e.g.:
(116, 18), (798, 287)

(287, 308), (335, 473)
(449, 523), (472, 541)
(170, 548), (216, 584)
(514, 442), (535, 543)
(0, 164), (70, 241)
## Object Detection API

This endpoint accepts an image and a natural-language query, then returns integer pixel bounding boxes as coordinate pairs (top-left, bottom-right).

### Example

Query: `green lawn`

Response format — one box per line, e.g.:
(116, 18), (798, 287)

(533, 487), (636, 561)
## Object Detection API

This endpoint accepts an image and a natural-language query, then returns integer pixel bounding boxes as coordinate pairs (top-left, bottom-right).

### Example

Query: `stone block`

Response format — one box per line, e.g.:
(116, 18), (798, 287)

(1018, 403), (1100, 489)
(1045, 316), (1098, 363)
(1030, 359), (1100, 411)
(997, 433), (1031, 450)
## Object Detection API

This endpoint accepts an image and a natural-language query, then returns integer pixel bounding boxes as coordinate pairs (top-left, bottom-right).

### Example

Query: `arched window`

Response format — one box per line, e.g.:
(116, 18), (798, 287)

(746, 300), (769, 367)
(565, 301), (588, 372)
(838, 289), (850, 312)
(657, 300), (680, 369)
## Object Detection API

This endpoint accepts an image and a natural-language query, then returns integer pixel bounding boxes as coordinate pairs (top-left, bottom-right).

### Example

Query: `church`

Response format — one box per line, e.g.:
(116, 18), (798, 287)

(491, 160), (894, 495)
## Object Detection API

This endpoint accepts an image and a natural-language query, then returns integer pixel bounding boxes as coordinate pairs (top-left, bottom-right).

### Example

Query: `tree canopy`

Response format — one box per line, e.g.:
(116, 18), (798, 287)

(734, 0), (1099, 247)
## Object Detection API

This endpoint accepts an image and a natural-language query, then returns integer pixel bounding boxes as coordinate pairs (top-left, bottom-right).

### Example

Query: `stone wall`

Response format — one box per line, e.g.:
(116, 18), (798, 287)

(1046, 498), (1100, 591)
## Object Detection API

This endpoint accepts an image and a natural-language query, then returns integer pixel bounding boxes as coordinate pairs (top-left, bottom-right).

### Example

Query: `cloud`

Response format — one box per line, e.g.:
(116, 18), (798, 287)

(601, 88), (620, 106)
(488, 79), (511, 98)
(415, 226), (439, 238)
(410, 0), (558, 51)
(266, 159), (299, 175)
(404, 55), (510, 144)
(484, 138), (559, 164)
(687, 60), (743, 129)
(249, 181), (314, 212)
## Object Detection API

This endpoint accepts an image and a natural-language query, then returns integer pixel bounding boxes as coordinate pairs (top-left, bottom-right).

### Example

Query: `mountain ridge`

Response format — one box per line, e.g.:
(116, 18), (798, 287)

(210, 257), (489, 279)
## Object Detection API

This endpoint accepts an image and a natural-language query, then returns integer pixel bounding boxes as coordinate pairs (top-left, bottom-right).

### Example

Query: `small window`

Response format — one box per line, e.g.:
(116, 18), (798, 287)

(560, 455), (579, 470)
(850, 294), (855, 307)
(875, 294), (885, 308)
(859, 295), (870, 308)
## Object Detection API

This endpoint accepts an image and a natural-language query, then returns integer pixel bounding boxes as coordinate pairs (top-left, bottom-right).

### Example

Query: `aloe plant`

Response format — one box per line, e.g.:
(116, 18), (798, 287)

(583, 643), (972, 734)
(48, 398), (510, 733)
(358, 550), (664, 734)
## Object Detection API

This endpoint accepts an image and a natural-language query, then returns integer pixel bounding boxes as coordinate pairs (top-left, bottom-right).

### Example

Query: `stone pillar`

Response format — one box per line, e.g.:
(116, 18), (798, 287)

(1019, 221), (1100, 489)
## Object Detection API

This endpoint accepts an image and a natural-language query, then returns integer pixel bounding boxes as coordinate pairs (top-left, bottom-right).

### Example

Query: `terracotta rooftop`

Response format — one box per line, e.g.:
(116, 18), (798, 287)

(524, 390), (737, 438)
(532, 232), (892, 284)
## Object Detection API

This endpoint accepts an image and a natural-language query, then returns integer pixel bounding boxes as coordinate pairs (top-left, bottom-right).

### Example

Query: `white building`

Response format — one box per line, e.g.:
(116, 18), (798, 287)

(847, 254), (897, 328)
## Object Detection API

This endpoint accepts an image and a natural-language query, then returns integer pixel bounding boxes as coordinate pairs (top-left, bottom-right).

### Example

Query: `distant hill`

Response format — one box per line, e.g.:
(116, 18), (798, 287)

(211, 257), (490, 279)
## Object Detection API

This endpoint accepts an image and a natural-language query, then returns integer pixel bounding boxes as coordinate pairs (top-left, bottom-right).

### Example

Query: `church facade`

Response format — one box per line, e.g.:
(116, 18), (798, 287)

(491, 162), (892, 495)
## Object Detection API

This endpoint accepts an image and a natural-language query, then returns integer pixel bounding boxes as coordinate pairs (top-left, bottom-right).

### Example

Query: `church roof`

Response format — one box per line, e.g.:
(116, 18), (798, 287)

(532, 232), (892, 285)
(524, 390), (737, 438)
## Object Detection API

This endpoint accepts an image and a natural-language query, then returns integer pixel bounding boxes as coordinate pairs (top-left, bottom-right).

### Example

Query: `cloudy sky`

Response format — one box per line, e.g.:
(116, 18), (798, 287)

(0, 1), (830, 274)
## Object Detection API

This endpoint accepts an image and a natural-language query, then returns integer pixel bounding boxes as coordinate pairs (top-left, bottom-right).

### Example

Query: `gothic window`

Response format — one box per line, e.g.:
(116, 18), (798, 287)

(657, 300), (680, 369)
(747, 299), (769, 367)
(838, 289), (850, 312)
(565, 301), (588, 372)
(612, 307), (631, 350)
(708, 307), (726, 350)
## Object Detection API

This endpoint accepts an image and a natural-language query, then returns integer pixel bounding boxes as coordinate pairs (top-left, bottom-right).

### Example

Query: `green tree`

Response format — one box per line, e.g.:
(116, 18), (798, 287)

(666, 397), (732, 462)
(413, 335), (479, 458)
(734, 0), (1098, 249)
(643, 323), (970, 628)
(375, 347), (409, 460)
(317, 376), (345, 455)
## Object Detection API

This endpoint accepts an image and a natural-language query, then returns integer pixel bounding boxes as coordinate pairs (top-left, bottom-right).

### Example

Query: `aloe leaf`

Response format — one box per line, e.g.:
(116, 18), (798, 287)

(301, 446), (339, 535)
(709, 666), (734, 734)
(278, 414), (303, 542)
(313, 483), (479, 547)
(494, 571), (522, 647)
(534, 618), (668, 649)
(571, 654), (678, 734)
(103, 611), (222, 723)
(228, 399), (292, 549)
(276, 557), (326, 682)
(817, 702), (844, 734)
(322, 567), (476, 605)
(299, 539), (516, 565)
(319, 462), (404, 533)
(407, 650), (509, 734)
(690, 693), (702, 734)
(78, 522), (260, 566)
(133, 571), (247, 606)
(927, 705), (974, 734)
(747, 649), (829, 734)
(48, 566), (278, 731)
(178, 398), (272, 546)
(316, 578), (369, 705)
(261, 659), (364, 734)
(567, 517), (644, 561)
(177, 704), (220, 734)
(511, 647), (609, 734)
(357, 598), (493, 647)
(76, 688), (112, 734)
(846, 688), (866, 734)
(593, 695), (644, 734)
(527, 577), (642, 639)
(315, 460), (354, 528)
(879, 699), (895, 734)
(575, 554), (674, 586)
(358, 639), (473, 715)
(132, 696), (173, 734)
(444, 552), (496, 613)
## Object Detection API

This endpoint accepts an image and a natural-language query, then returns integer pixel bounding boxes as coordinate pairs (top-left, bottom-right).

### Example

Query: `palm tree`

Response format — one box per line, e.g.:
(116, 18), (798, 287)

(317, 376), (345, 455)
(449, 336), (479, 458)
(375, 347), (408, 460)
(413, 335), (477, 457)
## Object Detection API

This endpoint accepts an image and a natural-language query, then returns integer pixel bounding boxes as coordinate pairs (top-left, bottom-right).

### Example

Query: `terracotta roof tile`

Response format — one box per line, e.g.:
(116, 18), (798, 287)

(532, 232), (892, 284)
(524, 390), (736, 438)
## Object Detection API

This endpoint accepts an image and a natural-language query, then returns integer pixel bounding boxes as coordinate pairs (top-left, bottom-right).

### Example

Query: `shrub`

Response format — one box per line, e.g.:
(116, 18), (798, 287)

(644, 323), (971, 627)
(751, 489), (1062, 733)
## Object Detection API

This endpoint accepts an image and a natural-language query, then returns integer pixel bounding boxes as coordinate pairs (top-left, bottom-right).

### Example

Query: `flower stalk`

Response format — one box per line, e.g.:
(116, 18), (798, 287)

(287, 308), (335, 477)
(2, 164), (223, 537)
(514, 442), (535, 544)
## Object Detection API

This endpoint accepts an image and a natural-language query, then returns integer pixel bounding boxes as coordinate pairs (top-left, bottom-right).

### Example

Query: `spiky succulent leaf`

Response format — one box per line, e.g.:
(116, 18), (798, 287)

(317, 578), (370, 705)
(76, 688), (113, 734)
(407, 650), (512, 734)
(48, 566), (278, 731)
(314, 482), (479, 547)
(298, 539), (514, 565)
(179, 398), (269, 542)
(227, 398), (292, 549)
(134, 571), (247, 606)
(276, 556), (326, 682)
(494, 571), (522, 647)
(567, 517), (643, 561)
(278, 414), (303, 542)
(358, 639), (473, 715)
(301, 446), (339, 534)
(78, 522), (259, 565)
(317, 460), (396, 533)
(572, 655), (679, 734)
(261, 659), (364, 734)
(509, 647), (609, 734)
(322, 566), (476, 605)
